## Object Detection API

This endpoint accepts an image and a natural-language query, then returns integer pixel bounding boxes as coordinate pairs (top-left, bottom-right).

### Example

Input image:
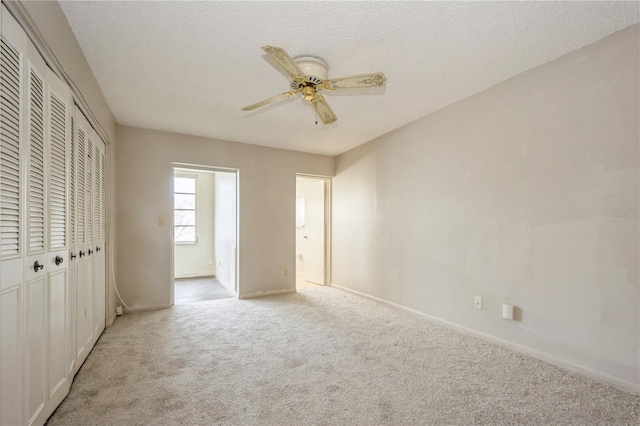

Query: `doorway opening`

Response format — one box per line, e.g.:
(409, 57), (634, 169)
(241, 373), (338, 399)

(171, 164), (239, 304)
(295, 175), (331, 289)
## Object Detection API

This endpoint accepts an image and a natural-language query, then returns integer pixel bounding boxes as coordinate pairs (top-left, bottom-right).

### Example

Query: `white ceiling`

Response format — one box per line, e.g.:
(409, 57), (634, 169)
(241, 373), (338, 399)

(58, 1), (639, 156)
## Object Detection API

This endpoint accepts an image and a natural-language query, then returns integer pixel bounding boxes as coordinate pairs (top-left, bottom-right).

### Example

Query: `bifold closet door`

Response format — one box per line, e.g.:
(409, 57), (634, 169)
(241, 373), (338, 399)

(92, 132), (105, 339)
(44, 66), (73, 419)
(2, 6), (73, 424)
(73, 109), (93, 371)
(24, 33), (73, 426)
(1, 7), (27, 425)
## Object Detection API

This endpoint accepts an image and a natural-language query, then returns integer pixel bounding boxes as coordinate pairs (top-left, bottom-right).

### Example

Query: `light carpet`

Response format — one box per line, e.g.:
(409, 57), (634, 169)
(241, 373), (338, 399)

(47, 286), (639, 425)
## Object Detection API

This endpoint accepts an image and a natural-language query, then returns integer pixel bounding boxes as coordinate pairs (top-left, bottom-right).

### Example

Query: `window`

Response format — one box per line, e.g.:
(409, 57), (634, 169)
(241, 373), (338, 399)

(174, 175), (197, 243)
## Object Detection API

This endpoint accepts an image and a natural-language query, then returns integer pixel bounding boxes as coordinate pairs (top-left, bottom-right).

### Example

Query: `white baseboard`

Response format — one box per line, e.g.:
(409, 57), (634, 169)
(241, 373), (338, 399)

(127, 304), (172, 312)
(331, 283), (639, 395)
(238, 288), (295, 299)
(106, 312), (117, 327)
(175, 272), (215, 279)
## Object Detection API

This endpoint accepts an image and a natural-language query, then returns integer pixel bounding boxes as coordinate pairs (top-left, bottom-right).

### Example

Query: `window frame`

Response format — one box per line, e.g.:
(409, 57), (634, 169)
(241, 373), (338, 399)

(173, 173), (198, 244)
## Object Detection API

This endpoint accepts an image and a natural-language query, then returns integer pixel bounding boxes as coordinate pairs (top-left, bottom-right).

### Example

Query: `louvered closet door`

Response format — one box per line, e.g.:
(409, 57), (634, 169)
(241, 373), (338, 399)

(73, 109), (93, 371)
(91, 130), (105, 339)
(0, 7), (26, 425)
(68, 113), (76, 377)
(23, 37), (50, 426)
(43, 66), (72, 418)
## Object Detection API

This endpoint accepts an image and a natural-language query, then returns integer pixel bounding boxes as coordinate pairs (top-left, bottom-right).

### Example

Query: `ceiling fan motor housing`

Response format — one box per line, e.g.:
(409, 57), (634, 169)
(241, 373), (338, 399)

(291, 56), (329, 89)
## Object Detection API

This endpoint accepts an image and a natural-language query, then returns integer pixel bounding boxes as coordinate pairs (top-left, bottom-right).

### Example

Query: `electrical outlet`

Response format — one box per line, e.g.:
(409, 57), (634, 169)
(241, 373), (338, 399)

(474, 296), (482, 310)
(208, 259), (213, 265)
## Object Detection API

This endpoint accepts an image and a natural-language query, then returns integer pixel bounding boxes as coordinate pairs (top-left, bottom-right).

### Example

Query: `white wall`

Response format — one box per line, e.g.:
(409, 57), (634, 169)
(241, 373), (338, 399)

(332, 25), (639, 391)
(17, 0), (119, 325)
(174, 170), (216, 278)
(295, 177), (320, 277)
(214, 171), (237, 292)
(116, 125), (335, 307)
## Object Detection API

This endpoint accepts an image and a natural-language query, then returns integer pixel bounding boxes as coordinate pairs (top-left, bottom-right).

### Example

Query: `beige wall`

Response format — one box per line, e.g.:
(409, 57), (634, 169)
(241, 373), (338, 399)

(332, 25), (639, 391)
(116, 125), (335, 307)
(15, 0), (119, 324)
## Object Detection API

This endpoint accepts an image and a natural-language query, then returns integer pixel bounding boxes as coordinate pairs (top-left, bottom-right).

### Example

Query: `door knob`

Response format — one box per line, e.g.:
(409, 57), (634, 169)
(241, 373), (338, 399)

(33, 261), (44, 272)
(88, 249), (93, 256)
(71, 253), (77, 260)
(55, 256), (63, 266)
(79, 250), (85, 258)
(96, 246), (101, 252)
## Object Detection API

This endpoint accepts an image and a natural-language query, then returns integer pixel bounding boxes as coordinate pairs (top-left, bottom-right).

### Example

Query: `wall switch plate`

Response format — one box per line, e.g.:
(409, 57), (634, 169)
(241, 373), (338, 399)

(158, 217), (165, 226)
(208, 259), (213, 265)
(474, 296), (482, 310)
(284, 268), (289, 276)
(502, 303), (515, 320)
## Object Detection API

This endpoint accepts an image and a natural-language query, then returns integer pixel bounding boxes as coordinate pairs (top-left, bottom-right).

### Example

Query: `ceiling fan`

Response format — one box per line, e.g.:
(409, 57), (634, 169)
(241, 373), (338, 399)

(241, 45), (387, 124)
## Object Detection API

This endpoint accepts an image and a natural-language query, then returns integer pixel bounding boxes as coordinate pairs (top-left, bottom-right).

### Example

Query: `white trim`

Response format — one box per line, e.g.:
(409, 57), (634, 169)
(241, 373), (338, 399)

(331, 283), (640, 395)
(238, 288), (295, 300)
(106, 312), (116, 328)
(174, 272), (215, 279)
(126, 304), (171, 312)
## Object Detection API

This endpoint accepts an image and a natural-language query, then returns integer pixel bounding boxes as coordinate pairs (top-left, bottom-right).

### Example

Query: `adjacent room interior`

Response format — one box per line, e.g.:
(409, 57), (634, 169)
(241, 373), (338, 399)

(0, 1), (638, 425)
(172, 166), (237, 304)
(295, 175), (329, 290)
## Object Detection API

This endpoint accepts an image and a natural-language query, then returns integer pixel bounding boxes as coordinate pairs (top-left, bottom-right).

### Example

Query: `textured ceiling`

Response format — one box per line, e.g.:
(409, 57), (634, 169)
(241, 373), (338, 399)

(58, 1), (639, 156)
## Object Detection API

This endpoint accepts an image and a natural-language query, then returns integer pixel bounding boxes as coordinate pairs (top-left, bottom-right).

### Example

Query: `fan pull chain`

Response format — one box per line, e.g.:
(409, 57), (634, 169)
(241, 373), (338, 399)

(315, 101), (318, 125)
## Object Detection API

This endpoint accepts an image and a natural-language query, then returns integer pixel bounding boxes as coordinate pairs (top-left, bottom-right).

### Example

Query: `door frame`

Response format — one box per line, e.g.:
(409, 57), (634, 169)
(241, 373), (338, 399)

(169, 163), (240, 304)
(295, 174), (332, 286)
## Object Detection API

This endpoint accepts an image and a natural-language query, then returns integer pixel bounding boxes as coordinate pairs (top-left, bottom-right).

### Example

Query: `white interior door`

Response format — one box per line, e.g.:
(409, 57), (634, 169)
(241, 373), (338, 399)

(24, 38), (49, 426)
(91, 130), (105, 338)
(303, 179), (325, 285)
(44, 65), (72, 417)
(1, 8), (26, 424)
(74, 109), (92, 370)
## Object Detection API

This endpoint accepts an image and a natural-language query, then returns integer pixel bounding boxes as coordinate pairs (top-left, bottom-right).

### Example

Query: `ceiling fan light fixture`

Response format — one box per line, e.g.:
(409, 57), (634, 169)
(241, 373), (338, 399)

(293, 56), (329, 84)
(243, 45), (387, 125)
(301, 85), (316, 101)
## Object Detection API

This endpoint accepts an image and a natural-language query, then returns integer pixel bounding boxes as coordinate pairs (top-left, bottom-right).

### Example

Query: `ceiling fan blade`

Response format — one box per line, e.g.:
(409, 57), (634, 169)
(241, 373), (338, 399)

(261, 45), (306, 82)
(313, 95), (337, 124)
(325, 72), (387, 90)
(241, 90), (298, 111)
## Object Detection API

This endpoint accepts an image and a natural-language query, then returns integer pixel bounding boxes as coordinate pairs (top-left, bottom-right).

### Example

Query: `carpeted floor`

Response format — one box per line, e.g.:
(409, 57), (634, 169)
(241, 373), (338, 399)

(47, 286), (639, 425)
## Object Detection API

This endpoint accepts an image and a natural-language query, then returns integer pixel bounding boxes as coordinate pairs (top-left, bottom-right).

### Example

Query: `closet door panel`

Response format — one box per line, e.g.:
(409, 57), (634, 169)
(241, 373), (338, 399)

(0, 7), (25, 424)
(45, 67), (71, 411)
(92, 132), (105, 338)
(74, 110), (92, 370)
(47, 269), (66, 394)
(26, 276), (45, 424)
(24, 38), (49, 426)
(84, 135), (93, 346)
